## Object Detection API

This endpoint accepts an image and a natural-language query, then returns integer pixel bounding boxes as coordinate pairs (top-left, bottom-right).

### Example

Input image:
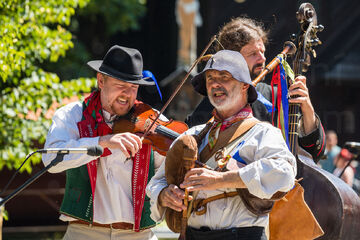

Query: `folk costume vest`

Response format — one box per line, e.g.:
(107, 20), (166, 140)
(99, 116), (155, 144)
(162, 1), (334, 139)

(59, 90), (155, 231)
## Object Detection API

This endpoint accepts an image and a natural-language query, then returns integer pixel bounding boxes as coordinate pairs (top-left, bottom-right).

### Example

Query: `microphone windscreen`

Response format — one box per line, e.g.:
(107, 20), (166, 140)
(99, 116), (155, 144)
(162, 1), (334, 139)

(87, 146), (104, 156)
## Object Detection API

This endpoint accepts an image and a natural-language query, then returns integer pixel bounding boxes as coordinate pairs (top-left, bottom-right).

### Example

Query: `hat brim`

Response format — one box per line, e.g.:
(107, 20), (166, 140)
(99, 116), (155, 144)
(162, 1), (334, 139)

(190, 70), (258, 103)
(87, 60), (155, 86)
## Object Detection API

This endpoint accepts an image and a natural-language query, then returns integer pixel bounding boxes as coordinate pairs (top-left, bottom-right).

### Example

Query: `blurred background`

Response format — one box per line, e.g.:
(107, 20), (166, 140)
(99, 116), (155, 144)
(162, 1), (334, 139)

(1, 0), (359, 239)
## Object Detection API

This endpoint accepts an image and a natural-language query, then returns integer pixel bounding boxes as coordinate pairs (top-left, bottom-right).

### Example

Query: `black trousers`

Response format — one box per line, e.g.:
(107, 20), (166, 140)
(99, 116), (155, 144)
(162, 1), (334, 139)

(185, 226), (267, 240)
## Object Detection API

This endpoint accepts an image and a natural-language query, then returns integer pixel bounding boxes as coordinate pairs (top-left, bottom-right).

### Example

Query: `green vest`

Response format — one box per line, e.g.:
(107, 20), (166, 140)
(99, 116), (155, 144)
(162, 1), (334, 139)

(59, 149), (156, 230)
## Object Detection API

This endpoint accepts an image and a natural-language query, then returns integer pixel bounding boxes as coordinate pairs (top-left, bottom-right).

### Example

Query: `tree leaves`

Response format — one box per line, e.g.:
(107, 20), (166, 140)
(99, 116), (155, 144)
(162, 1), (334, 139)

(0, 0), (146, 173)
(0, 0), (93, 173)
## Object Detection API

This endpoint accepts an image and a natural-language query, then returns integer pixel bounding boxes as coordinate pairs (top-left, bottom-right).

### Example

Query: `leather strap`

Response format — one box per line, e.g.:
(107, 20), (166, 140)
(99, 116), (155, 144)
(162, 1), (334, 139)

(200, 118), (260, 164)
(187, 118), (259, 216)
(192, 191), (238, 215)
(70, 220), (133, 230)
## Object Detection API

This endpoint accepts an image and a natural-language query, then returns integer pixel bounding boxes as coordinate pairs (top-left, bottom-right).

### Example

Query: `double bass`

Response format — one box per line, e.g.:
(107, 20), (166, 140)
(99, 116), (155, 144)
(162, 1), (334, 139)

(284, 3), (360, 239)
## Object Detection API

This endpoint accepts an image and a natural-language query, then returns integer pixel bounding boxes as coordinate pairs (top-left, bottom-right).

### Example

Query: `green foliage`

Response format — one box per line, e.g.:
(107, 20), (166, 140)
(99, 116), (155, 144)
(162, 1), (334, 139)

(0, 0), (97, 173)
(0, 0), (147, 173)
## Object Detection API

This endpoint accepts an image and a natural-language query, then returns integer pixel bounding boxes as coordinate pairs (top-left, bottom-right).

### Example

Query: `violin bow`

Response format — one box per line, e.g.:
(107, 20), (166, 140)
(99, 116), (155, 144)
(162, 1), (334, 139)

(140, 35), (217, 140)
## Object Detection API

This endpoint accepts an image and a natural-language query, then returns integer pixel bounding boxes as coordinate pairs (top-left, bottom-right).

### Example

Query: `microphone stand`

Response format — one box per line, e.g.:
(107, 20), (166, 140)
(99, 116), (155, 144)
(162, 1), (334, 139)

(0, 153), (65, 207)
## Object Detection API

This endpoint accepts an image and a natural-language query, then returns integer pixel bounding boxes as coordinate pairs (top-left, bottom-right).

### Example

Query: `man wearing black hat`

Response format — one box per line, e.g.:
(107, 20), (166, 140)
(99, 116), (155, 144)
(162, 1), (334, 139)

(43, 45), (162, 239)
(146, 50), (296, 240)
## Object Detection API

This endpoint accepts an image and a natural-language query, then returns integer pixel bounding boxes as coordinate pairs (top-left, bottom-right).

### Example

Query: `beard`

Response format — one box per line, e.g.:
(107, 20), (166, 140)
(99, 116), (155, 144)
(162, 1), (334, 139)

(208, 85), (243, 115)
(110, 103), (132, 117)
(250, 63), (265, 80)
(107, 96), (134, 117)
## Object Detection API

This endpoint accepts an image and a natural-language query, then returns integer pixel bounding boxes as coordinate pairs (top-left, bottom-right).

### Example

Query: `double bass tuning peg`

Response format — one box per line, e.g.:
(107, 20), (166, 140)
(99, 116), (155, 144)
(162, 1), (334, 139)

(308, 38), (321, 46)
(290, 33), (297, 41)
(311, 49), (317, 58)
(315, 24), (324, 32)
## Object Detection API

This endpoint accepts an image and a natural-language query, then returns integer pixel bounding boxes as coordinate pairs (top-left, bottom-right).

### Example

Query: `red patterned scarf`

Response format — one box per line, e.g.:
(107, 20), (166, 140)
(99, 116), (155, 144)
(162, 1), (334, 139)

(208, 104), (253, 149)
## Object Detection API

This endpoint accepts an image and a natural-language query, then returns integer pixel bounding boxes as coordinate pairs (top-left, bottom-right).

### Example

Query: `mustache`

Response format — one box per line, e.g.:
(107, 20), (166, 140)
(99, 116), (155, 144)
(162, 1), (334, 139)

(210, 87), (228, 96)
(251, 63), (264, 73)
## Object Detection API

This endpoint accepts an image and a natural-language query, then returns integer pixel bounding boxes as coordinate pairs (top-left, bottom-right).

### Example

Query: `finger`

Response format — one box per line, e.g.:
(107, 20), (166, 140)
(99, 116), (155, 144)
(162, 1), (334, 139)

(288, 81), (306, 91)
(181, 178), (201, 188)
(166, 188), (192, 210)
(123, 134), (141, 153)
(289, 88), (308, 98)
(118, 142), (131, 158)
(294, 75), (306, 84)
(159, 188), (185, 211)
(169, 185), (186, 199)
(288, 96), (308, 104)
(165, 189), (185, 208)
(119, 138), (138, 157)
(128, 133), (143, 149)
(185, 184), (204, 192)
(184, 168), (203, 180)
(123, 133), (141, 146)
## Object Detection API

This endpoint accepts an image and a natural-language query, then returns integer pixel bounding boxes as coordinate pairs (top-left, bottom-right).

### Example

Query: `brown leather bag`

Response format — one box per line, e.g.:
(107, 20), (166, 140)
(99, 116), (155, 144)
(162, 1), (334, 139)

(165, 134), (198, 233)
(236, 188), (286, 216)
(269, 182), (324, 240)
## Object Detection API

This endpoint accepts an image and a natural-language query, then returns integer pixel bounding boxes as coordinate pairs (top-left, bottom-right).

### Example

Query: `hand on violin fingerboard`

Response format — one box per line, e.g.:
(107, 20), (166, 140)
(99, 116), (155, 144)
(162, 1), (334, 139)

(99, 132), (142, 158)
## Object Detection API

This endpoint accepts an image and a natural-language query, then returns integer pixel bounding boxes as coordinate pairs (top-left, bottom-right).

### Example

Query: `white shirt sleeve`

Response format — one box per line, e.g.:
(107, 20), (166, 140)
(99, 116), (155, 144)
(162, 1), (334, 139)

(153, 150), (166, 171)
(42, 102), (101, 173)
(238, 123), (297, 199)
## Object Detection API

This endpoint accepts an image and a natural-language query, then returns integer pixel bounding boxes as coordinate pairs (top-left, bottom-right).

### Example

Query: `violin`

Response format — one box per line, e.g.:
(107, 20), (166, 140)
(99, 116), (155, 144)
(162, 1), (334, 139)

(112, 101), (188, 156)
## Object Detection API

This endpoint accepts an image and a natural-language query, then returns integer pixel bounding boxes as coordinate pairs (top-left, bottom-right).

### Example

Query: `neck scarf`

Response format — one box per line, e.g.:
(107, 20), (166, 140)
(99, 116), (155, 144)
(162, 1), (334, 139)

(77, 90), (113, 198)
(208, 104), (253, 150)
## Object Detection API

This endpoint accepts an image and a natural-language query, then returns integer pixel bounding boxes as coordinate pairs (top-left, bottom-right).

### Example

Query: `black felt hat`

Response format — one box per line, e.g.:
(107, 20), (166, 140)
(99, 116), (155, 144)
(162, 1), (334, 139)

(87, 45), (154, 85)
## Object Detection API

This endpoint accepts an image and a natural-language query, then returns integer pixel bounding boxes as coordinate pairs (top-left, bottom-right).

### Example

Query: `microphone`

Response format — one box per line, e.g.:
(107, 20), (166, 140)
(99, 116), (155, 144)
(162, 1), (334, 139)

(38, 146), (104, 156)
